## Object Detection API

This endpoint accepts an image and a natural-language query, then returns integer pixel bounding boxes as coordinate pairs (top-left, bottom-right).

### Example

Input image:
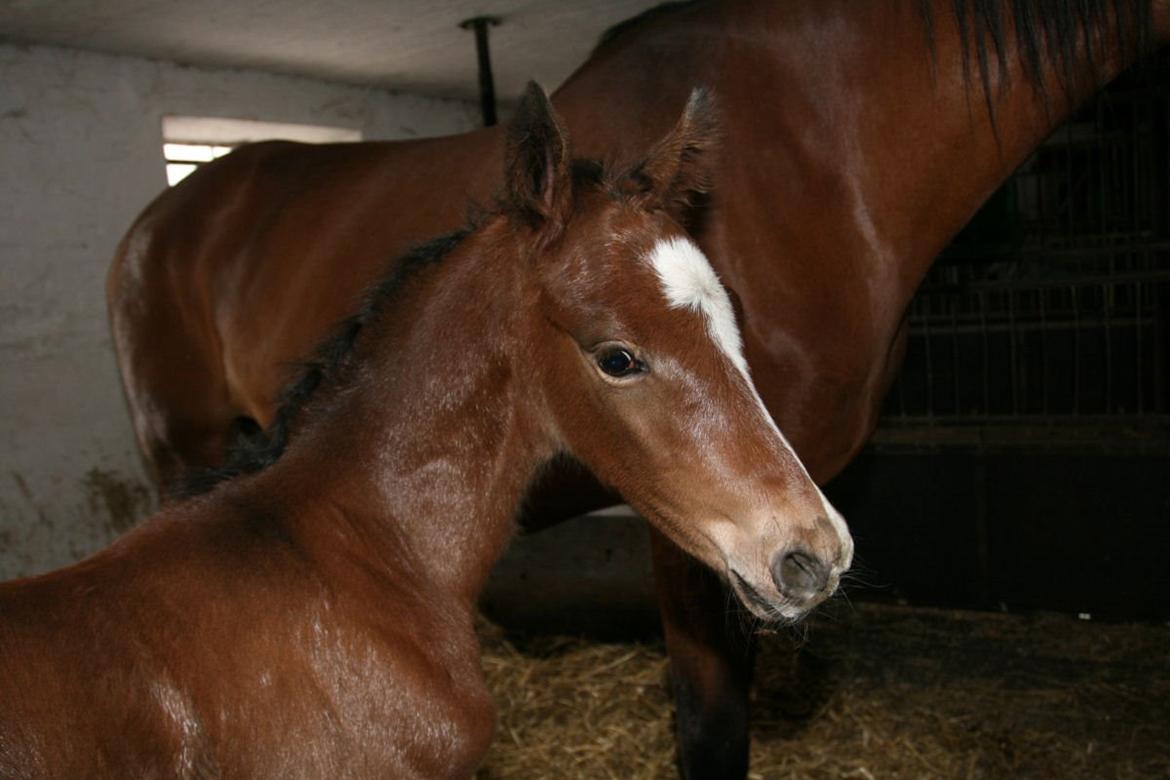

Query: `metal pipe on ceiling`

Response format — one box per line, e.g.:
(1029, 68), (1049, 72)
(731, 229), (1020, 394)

(459, 16), (501, 127)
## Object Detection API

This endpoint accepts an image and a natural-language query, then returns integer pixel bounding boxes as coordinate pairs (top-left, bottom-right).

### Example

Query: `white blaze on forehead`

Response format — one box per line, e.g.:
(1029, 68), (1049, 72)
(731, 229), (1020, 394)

(647, 237), (749, 377)
(646, 236), (854, 570)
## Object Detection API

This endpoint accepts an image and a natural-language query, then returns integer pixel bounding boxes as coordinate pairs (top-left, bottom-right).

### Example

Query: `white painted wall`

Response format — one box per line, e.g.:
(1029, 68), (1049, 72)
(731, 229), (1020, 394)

(0, 42), (479, 579)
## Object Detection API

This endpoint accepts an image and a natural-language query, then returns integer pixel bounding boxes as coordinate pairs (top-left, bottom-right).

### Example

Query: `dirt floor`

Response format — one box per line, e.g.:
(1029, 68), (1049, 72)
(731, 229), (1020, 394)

(475, 603), (1170, 779)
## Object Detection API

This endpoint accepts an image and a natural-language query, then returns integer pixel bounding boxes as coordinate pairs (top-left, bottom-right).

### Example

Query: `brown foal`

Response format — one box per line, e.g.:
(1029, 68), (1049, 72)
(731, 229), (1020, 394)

(106, 6), (1169, 775)
(1, 86), (850, 777)
(107, 3), (1170, 502)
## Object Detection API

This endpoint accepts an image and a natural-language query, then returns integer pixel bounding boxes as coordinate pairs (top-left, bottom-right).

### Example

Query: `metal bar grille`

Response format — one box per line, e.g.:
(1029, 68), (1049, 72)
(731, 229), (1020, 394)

(886, 252), (1170, 422)
(882, 53), (1170, 436)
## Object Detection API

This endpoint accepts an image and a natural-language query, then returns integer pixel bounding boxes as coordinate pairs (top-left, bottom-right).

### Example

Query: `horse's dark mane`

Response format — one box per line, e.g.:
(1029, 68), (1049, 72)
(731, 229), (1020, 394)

(179, 160), (614, 498)
(921, 0), (1154, 119)
(595, 0), (1154, 114)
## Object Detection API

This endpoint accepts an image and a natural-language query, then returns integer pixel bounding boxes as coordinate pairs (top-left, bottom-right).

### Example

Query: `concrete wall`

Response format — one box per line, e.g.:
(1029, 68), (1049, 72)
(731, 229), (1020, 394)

(0, 42), (478, 579)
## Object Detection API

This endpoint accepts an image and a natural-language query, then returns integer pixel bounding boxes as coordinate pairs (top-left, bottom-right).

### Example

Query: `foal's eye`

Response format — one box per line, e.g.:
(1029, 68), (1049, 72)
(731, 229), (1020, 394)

(597, 347), (641, 378)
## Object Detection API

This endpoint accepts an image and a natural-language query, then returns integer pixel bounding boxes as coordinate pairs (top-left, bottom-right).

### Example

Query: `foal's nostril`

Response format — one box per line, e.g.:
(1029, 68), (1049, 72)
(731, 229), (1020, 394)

(772, 549), (830, 601)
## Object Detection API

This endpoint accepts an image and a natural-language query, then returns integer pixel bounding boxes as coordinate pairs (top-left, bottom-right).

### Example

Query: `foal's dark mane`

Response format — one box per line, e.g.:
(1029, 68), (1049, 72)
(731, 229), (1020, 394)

(178, 228), (471, 497)
(181, 161), (613, 498)
(595, 0), (1155, 113)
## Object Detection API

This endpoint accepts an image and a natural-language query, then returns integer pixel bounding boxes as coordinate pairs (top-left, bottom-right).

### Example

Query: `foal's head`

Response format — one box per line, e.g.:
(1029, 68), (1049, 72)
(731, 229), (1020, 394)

(505, 84), (852, 622)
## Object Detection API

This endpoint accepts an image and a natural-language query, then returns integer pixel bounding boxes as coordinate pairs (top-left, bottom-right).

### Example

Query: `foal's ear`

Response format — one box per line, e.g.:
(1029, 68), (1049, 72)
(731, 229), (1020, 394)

(505, 82), (572, 232)
(628, 88), (719, 220)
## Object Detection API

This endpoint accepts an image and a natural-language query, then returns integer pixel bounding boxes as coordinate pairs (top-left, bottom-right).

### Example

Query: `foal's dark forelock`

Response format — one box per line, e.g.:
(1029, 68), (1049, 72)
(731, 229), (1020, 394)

(599, 0), (1155, 112)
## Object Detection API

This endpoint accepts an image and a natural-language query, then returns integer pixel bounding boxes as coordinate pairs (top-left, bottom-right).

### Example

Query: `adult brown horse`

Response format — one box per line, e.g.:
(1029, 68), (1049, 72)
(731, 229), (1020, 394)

(1, 85), (851, 777)
(107, 1), (1169, 777)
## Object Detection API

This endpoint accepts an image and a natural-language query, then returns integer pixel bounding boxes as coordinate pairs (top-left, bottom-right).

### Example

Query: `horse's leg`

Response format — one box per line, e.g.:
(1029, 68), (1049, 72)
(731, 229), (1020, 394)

(518, 461), (620, 532)
(650, 528), (755, 780)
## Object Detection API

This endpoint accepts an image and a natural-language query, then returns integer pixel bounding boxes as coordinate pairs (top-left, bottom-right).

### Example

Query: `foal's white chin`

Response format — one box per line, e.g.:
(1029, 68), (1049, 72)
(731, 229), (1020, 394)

(726, 566), (835, 624)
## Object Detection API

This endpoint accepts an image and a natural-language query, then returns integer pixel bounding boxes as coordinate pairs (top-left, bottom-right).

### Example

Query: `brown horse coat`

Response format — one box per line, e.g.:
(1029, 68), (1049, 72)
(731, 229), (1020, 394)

(5, 86), (850, 777)
(105, 2), (1169, 777)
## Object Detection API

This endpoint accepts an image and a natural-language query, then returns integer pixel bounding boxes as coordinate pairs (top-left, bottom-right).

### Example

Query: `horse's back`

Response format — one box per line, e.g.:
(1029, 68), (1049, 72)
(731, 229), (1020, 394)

(108, 132), (501, 490)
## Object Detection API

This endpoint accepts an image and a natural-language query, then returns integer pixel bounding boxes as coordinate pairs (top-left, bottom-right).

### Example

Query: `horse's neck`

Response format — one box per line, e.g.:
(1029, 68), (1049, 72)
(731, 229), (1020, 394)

(552, 0), (1163, 481)
(265, 233), (550, 605)
(853, 0), (1164, 297)
(561, 0), (1162, 307)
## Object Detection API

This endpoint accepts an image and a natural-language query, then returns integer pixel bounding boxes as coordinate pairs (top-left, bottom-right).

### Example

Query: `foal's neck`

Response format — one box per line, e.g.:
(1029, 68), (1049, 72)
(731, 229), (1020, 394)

(264, 225), (550, 605)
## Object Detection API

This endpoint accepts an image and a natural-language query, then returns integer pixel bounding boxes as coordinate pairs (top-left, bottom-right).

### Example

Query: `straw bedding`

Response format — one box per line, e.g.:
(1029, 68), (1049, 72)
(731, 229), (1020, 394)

(475, 604), (1170, 779)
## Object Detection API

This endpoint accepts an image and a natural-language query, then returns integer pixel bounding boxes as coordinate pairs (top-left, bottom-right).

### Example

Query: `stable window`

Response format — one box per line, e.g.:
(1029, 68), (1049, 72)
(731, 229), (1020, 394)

(161, 116), (362, 186)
